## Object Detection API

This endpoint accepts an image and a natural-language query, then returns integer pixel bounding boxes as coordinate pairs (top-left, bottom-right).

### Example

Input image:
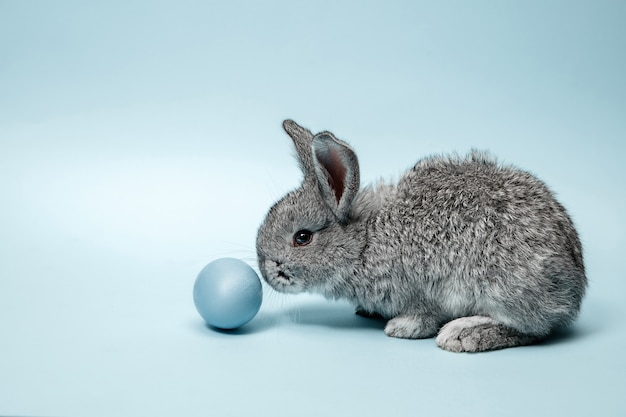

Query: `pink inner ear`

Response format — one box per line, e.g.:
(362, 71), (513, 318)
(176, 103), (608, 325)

(324, 148), (346, 203)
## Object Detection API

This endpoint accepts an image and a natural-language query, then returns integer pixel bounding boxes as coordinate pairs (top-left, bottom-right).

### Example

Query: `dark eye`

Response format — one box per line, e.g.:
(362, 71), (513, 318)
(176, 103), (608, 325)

(293, 230), (313, 247)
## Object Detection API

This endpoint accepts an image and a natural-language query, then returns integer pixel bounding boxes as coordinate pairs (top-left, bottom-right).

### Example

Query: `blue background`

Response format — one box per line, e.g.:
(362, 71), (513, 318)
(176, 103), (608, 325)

(1, 1), (625, 416)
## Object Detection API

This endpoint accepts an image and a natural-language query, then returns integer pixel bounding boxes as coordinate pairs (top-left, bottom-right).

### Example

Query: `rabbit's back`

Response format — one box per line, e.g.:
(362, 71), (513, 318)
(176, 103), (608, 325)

(365, 151), (586, 334)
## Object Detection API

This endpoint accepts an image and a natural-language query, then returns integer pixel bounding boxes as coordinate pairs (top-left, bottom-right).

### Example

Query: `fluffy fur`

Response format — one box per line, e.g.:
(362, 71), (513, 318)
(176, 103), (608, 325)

(256, 120), (586, 352)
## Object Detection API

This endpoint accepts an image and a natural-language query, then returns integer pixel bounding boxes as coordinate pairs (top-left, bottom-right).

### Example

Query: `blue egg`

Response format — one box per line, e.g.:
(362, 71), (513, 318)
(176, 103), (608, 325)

(193, 258), (263, 330)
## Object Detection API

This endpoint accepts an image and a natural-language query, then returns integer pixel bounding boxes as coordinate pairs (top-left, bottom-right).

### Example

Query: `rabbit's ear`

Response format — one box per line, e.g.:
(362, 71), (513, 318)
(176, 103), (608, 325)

(312, 132), (360, 222)
(283, 120), (315, 180)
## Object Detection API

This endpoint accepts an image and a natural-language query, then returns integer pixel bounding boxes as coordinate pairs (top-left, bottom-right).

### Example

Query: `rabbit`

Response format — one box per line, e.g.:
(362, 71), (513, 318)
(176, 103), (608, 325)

(256, 120), (587, 352)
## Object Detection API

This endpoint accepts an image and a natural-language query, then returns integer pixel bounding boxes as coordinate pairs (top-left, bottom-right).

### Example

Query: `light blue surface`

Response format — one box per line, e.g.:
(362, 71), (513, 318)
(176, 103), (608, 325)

(1, 1), (625, 416)
(193, 257), (262, 329)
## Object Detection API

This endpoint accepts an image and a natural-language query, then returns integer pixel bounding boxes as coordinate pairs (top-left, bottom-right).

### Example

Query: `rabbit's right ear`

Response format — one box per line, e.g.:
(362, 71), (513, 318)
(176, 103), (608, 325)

(283, 120), (315, 181)
(312, 132), (360, 223)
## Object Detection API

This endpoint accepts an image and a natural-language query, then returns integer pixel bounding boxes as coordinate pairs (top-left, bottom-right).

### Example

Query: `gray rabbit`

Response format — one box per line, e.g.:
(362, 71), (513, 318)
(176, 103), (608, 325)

(256, 120), (586, 352)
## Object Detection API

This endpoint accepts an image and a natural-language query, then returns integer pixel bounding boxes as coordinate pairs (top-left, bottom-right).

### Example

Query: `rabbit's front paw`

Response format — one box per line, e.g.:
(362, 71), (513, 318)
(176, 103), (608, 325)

(384, 314), (439, 339)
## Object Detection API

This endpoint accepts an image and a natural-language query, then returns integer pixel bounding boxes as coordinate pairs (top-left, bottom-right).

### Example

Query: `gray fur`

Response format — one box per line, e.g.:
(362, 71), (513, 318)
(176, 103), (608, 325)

(256, 120), (587, 353)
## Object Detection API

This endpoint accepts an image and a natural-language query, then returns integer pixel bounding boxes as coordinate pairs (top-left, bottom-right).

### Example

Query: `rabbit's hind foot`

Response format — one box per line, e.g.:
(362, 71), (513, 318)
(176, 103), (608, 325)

(436, 316), (539, 353)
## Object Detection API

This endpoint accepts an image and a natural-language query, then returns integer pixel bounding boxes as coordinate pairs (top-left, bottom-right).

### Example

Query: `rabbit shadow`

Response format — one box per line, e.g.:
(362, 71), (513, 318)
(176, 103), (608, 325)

(190, 300), (386, 337)
(534, 326), (586, 347)
(193, 296), (608, 347)
(281, 301), (387, 332)
(534, 297), (609, 347)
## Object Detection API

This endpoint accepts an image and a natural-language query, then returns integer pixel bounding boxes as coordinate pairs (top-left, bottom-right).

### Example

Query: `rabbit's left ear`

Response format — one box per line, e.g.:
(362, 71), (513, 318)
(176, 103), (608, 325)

(312, 132), (360, 222)
(283, 120), (316, 182)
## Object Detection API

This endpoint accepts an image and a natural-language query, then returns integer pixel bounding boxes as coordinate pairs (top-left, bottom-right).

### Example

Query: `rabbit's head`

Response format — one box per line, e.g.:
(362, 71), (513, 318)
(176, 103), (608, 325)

(256, 120), (365, 296)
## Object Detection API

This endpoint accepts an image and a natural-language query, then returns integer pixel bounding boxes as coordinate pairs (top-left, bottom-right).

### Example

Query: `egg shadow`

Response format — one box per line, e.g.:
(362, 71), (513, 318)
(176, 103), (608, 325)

(190, 311), (280, 336)
(208, 312), (280, 335)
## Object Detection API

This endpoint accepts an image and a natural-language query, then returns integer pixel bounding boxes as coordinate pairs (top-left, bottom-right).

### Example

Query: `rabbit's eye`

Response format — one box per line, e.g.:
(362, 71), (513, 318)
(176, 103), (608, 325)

(293, 230), (313, 247)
